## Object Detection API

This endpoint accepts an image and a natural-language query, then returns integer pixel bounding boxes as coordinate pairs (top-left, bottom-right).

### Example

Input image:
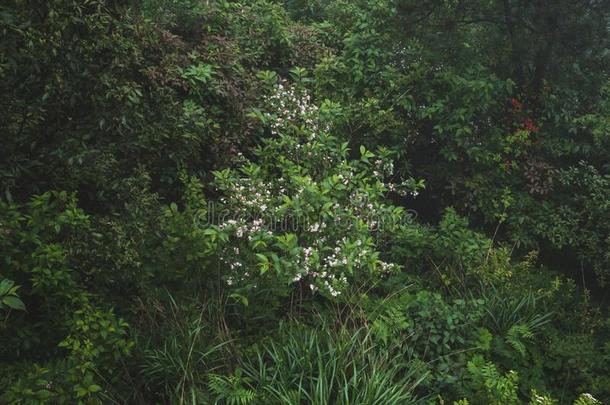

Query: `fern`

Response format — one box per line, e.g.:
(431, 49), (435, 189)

(370, 302), (410, 344)
(207, 373), (256, 405)
(506, 324), (534, 357)
(529, 389), (557, 404)
(465, 355), (519, 405)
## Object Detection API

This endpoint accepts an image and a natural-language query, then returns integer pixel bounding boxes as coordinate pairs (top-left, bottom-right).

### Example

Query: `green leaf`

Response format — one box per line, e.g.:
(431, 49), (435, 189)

(252, 239), (267, 249)
(2, 295), (25, 311)
(0, 279), (14, 296)
(270, 253), (281, 272)
(229, 293), (249, 306)
(256, 253), (270, 274)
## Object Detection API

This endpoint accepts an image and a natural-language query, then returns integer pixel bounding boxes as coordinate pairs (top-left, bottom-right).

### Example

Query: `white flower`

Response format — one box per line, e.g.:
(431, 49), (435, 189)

(309, 222), (320, 232)
(304, 247), (314, 259)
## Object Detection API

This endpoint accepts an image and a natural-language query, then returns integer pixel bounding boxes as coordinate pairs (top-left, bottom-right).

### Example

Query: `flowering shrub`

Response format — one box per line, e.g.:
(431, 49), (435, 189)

(206, 80), (423, 301)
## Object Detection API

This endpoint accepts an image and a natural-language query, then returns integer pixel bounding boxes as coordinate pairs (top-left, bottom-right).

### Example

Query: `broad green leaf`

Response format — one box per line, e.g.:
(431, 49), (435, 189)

(2, 295), (25, 311)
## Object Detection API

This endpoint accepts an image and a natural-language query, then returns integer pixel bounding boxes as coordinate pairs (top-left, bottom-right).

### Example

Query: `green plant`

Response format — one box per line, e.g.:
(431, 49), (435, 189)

(141, 295), (228, 404)
(463, 355), (520, 405)
(238, 324), (424, 404)
(0, 0), (608, 402)
(204, 79), (422, 311)
(573, 393), (602, 405)
(0, 279), (25, 313)
(207, 372), (257, 405)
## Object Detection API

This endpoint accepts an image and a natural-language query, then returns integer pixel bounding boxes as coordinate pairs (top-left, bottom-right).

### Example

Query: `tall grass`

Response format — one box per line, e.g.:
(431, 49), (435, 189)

(230, 324), (426, 404)
(140, 295), (228, 404)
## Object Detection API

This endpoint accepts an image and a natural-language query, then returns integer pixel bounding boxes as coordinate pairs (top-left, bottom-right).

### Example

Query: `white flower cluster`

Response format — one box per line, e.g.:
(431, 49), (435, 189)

(348, 191), (382, 228)
(218, 217), (272, 241)
(378, 260), (398, 275)
(308, 222), (327, 232)
(324, 245), (349, 268)
(221, 255), (252, 285)
(307, 271), (346, 297)
(220, 179), (274, 214)
(336, 173), (350, 186)
(385, 179), (421, 198)
(373, 159), (394, 177)
(292, 242), (350, 297)
(264, 80), (320, 137)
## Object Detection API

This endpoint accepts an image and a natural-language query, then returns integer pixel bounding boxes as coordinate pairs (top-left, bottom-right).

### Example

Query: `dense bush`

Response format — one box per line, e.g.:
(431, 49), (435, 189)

(0, 0), (608, 403)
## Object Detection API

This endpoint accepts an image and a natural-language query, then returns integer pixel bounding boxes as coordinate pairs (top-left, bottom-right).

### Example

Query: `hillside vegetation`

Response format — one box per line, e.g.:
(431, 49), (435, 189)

(0, 0), (609, 403)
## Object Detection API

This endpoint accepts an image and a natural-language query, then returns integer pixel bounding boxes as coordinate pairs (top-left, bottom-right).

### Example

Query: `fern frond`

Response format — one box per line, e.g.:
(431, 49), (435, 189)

(506, 324), (533, 357)
(207, 373), (256, 405)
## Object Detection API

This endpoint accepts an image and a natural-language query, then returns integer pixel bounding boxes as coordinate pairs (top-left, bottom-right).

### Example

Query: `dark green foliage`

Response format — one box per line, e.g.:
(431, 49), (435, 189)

(0, 0), (608, 403)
